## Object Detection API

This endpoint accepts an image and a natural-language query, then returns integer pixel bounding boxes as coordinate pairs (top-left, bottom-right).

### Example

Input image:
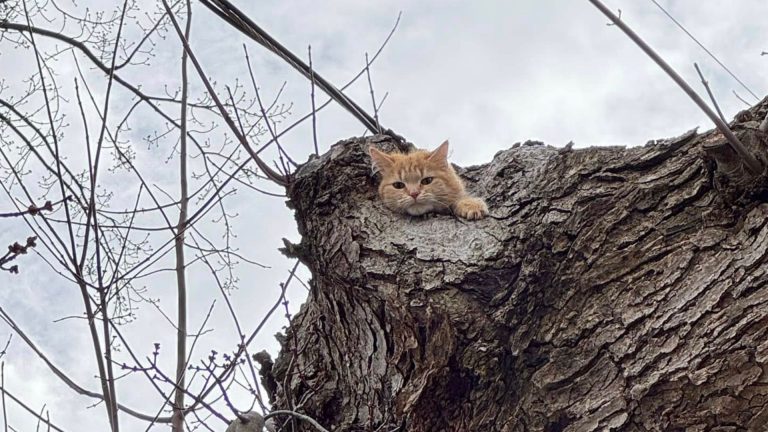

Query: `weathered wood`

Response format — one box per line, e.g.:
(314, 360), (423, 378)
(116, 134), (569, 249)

(267, 101), (768, 431)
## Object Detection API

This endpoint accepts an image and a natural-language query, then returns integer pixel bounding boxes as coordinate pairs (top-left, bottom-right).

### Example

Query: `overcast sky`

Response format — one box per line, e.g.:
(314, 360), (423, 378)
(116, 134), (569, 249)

(0, 0), (766, 431)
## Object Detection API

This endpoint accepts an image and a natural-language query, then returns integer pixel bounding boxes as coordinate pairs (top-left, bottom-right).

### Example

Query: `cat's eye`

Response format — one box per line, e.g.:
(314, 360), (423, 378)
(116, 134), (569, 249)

(421, 177), (434, 185)
(392, 181), (405, 189)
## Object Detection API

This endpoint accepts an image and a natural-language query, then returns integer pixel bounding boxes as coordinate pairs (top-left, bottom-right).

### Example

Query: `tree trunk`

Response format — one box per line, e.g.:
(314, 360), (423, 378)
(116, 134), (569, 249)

(267, 101), (768, 431)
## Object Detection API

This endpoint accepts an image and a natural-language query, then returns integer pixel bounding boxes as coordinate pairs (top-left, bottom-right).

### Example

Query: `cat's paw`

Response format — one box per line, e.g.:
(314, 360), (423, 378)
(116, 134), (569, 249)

(453, 197), (488, 220)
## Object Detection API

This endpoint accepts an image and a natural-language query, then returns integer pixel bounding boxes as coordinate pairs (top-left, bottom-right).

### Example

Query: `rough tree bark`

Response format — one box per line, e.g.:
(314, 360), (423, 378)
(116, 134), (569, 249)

(265, 99), (768, 431)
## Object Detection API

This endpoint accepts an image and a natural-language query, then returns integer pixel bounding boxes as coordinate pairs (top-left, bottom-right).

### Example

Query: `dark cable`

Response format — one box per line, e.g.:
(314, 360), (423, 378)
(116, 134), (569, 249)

(198, 0), (386, 137)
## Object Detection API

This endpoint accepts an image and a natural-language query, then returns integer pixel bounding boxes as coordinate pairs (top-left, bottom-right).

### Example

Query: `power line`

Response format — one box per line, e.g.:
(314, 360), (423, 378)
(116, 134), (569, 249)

(648, 0), (760, 101)
(198, 0), (385, 136)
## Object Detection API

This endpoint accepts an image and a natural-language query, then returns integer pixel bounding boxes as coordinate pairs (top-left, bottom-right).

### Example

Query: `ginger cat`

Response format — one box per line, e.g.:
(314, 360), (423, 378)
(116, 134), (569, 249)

(368, 140), (488, 220)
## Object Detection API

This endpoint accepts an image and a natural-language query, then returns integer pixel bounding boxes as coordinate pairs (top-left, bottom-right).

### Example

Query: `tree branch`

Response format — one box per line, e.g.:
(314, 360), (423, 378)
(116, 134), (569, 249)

(693, 62), (728, 125)
(172, 0), (192, 429)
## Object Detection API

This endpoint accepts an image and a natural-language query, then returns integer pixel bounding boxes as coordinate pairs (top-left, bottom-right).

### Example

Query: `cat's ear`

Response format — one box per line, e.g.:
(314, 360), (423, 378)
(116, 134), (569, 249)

(428, 140), (450, 163)
(369, 146), (394, 172)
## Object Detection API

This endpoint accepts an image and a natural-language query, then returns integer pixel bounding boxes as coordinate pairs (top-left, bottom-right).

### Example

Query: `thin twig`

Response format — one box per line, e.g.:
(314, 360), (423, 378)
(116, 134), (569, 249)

(112, 301), (218, 430)
(0, 99), (89, 209)
(308, 45), (319, 155)
(364, 52), (381, 134)
(35, 405), (46, 432)
(693, 63), (728, 125)
(1, 363), (7, 432)
(185, 229), (268, 414)
(0, 237), (37, 274)
(732, 90), (753, 108)
(590, 0), (762, 174)
(360, 92), (390, 137)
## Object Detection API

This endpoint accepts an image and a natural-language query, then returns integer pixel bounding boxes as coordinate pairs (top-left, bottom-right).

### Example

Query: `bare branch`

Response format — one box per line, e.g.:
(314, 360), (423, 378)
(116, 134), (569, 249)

(1, 363), (7, 432)
(693, 62), (728, 125)
(365, 52), (382, 134)
(733, 90), (753, 107)
(308, 45), (319, 155)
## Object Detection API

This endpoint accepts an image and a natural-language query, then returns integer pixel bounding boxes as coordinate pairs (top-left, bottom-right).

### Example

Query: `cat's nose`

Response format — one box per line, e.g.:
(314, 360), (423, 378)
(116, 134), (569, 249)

(409, 190), (420, 199)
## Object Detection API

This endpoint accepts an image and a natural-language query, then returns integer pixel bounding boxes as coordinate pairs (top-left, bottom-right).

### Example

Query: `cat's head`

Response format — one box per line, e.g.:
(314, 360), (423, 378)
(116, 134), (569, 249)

(369, 140), (464, 216)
